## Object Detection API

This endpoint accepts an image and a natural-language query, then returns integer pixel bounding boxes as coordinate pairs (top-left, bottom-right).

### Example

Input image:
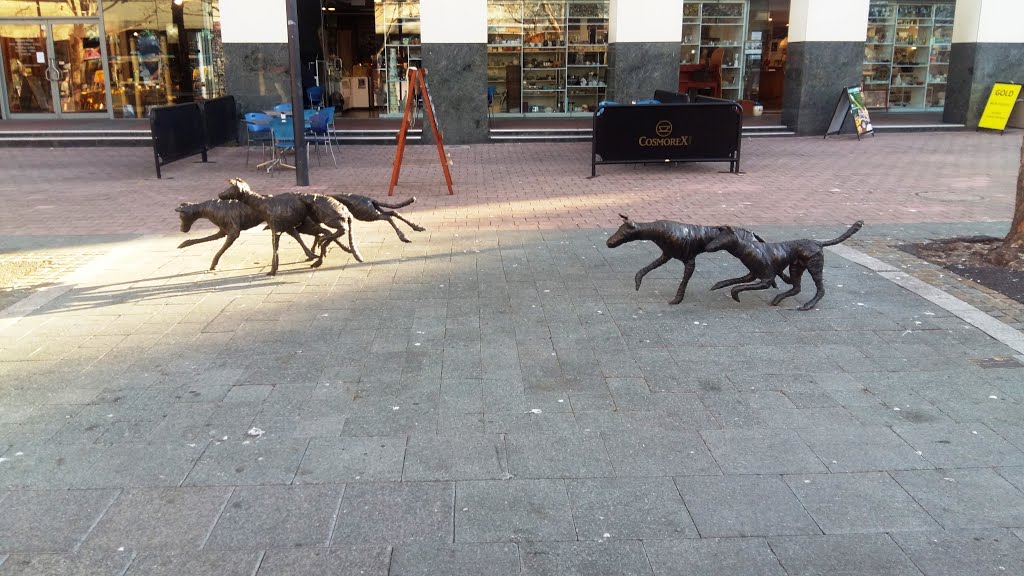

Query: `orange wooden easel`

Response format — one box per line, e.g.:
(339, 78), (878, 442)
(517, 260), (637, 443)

(388, 67), (454, 195)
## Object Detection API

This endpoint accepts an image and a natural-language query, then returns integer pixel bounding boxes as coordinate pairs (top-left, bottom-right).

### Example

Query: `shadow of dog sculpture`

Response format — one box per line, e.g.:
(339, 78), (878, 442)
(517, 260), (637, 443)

(606, 214), (770, 304)
(330, 194), (425, 243)
(705, 220), (864, 311)
(175, 199), (329, 270)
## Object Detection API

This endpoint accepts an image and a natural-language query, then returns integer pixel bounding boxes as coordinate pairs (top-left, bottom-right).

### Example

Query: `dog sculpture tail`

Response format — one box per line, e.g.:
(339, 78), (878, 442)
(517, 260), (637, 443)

(819, 220), (864, 247)
(374, 197), (416, 209)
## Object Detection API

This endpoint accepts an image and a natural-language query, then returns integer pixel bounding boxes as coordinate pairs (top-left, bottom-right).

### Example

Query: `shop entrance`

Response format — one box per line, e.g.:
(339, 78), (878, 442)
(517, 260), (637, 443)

(0, 19), (110, 118)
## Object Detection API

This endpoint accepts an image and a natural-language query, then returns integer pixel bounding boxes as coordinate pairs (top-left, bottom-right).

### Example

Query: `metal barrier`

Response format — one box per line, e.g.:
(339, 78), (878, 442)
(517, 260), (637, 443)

(203, 95), (238, 150)
(149, 95), (238, 179)
(591, 94), (742, 176)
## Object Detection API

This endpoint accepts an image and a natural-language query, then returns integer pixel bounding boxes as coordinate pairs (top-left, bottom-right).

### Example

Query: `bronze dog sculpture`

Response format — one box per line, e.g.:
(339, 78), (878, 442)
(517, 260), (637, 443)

(606, 214), (771, 304)
(175, 199), (325, 270)
(329, 194), (425, 243)
(706, 221), (864, 311)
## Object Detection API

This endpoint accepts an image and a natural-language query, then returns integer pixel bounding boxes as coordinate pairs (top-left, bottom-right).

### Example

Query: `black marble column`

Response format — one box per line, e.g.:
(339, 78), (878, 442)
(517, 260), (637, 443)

(420, 44), (489, 144)
(782, 41), (864, 135)
(944, 43), (1024, 126)
(607, 42), (680, 103)
(223, 43), (291, 114)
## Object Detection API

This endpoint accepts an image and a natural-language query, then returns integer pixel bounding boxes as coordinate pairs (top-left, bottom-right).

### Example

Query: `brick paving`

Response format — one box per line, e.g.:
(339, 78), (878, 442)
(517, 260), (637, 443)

(1, 132), (1024, 575)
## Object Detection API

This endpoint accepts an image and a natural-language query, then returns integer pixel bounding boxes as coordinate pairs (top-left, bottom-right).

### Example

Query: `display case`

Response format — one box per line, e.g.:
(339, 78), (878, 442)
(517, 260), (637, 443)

(861, 1), (955, 111)
(678, 0), (748, 101)
(487, 0), (608, 116)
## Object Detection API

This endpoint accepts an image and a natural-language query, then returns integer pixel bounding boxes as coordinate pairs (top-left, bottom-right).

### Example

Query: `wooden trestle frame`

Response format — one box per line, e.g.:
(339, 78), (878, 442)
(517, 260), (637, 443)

(388, 67), (454, 196)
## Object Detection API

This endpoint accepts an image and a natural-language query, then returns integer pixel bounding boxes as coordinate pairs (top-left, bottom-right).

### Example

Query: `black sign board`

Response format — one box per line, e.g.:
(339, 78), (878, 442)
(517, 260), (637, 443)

(592, 96), (742, 176)
(825, 86), (875, 139)
(203, 95), (238, 149)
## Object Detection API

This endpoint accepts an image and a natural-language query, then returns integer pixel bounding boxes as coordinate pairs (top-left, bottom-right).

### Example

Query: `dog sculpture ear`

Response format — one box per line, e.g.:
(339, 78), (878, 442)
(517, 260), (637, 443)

(619, 214), (630, 222)
(174, 203), (188, 213)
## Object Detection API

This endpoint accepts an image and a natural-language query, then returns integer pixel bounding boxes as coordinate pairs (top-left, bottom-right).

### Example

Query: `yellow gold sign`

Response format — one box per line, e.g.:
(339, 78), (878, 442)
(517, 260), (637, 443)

(979, 83), (1022, 131)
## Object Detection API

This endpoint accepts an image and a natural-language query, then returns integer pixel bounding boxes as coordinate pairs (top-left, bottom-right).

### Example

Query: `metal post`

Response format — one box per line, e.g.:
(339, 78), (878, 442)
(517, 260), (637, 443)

(286, 0), (309, 186)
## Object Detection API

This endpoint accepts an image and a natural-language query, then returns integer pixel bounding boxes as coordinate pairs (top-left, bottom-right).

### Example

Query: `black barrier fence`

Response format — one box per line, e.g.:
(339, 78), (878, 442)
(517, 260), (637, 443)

(592, 94), (742, 176)
(150, 95), (238, 179)
(203, 96), (238, 149)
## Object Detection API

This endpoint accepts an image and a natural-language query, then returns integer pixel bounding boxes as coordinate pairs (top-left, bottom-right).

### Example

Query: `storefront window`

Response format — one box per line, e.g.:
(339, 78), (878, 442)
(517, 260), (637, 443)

(376, 0), (420, 115)
(487, 0), (609, 116)
(103, 0), (221, 118)
(862, 0), (954, 111)
(0, 0), (99, 18)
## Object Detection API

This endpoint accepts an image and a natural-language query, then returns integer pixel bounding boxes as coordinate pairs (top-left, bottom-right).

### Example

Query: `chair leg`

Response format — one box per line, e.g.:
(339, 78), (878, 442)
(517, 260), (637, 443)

(327, 134), (337, 167)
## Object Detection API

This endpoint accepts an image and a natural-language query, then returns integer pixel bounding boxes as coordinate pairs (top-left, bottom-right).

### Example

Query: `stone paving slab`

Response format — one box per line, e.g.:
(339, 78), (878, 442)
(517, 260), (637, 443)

(889, 529), (1024, 576)
(566, 477), (697, 540)
(390, 543), (520, 576)
(0, 489), (119, 553)
(643, 538), (787, 576)
(676, 475), (820, 538)
(768, 534), (923, 576)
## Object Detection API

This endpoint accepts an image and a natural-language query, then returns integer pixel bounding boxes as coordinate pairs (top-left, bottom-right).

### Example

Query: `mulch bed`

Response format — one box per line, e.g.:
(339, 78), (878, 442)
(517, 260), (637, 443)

(898, 236), (1024, 305)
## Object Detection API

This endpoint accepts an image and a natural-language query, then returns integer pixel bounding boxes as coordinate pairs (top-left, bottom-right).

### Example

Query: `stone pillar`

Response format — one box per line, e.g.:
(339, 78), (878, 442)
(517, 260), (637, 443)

(607, 0), (683, 103)
(219, 0), (289, 114)
(782, 0), (870, 135)
(420, 0), (488, 144)
(944, 0), (1024, 125)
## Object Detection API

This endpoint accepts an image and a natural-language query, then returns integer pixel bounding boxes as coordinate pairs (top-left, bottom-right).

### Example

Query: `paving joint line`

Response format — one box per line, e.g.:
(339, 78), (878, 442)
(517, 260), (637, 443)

(829, 244), (1024, 355)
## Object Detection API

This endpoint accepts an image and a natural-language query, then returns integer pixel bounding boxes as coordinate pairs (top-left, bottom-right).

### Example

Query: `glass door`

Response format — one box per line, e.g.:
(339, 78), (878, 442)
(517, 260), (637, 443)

(1, 23), (54, 114)
(1, 20), (109, 117)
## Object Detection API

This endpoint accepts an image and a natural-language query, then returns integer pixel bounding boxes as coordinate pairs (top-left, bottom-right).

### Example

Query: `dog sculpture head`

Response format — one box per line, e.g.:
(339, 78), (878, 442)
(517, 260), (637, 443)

(606, 214), (641, 248)
(219, 177), (251, 201)
(175, 202), (198, 233)
(704, 225), (741, 253)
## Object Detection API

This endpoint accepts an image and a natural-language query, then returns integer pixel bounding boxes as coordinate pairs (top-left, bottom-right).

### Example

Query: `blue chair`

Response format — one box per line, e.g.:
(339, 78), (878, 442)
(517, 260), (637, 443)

(302, 108), (317, 130)
(307, 106), (336, 167)
(273, 102), (292, 113)
(487, 86), (497, 118)
(243, 112), (272, 165)
(267, 117), (299, 174)
(306, 85), (324, 109)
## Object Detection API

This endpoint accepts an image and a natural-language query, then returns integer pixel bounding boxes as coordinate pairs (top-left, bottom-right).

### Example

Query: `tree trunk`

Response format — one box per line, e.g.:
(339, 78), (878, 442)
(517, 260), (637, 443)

(988, 137), (1024, 266)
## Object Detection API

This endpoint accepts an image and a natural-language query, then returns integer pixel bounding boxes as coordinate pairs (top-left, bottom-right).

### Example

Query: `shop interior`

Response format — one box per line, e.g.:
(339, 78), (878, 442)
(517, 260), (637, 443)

(304, 0), (420, 119)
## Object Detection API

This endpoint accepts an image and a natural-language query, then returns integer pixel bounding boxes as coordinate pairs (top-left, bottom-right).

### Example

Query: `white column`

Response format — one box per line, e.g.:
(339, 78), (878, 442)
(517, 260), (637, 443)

(787, 0), (870, 43)
(953, 0), (1024, 43)
(420, 0), (487, 44)
(219, 0), (286, 44)
(609, 0), (682, 43)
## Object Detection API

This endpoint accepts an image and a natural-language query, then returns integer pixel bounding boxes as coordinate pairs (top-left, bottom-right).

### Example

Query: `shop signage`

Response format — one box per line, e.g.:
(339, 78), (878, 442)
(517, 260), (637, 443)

(592, 96), (742, 176)
(825, 86), (874, 139)
(978, 82), (1023, 132)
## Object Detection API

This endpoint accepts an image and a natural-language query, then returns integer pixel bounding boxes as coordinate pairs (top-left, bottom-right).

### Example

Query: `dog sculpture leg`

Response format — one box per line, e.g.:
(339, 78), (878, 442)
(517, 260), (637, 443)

(770, 264), (805, 307)
(669, 259), (697, 305)
(346, 217), (363, 262)
(635, 254), (670, 291)
(285, 229), (319, 261)
(729, 278), (774, 302)
(710, 272), (755, 292)
(384, 216), (412, 243)
(178, 231), (226, 250)
(384, 210), (426, 233)
(209, 232), (240, 271)
(797, 254), (827, 311)
(269, 232), (282, 276)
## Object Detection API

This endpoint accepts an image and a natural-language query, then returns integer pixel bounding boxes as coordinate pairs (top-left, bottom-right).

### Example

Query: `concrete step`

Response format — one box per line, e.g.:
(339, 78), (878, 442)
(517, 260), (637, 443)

(0, 129), (151, 147)
(0, 127), (422, 148)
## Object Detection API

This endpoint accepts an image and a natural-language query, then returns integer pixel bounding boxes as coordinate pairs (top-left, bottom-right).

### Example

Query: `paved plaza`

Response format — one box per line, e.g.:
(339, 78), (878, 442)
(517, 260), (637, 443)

(1, 132), (1024, 575)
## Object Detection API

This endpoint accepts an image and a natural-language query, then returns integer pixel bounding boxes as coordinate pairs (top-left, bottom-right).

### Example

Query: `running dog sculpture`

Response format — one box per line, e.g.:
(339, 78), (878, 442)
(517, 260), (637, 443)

(705, 221), (864, 310)
(606, 214), (771, 304)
